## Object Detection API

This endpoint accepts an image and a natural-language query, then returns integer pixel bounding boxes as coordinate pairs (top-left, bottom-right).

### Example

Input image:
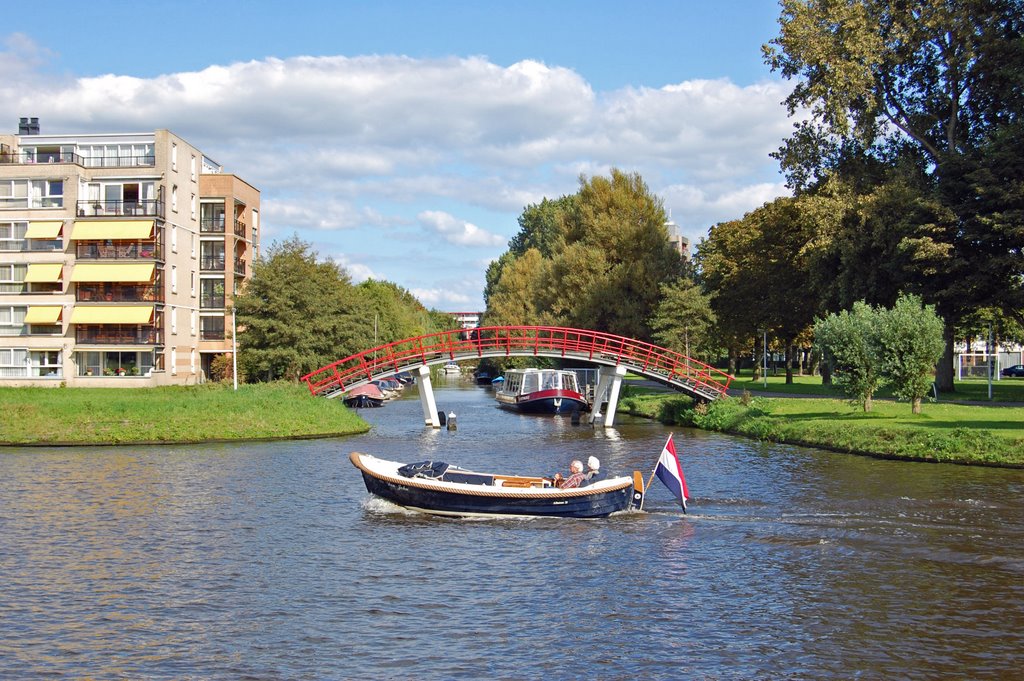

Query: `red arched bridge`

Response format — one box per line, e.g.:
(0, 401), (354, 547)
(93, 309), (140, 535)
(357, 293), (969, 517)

(301, 326), (733, 426)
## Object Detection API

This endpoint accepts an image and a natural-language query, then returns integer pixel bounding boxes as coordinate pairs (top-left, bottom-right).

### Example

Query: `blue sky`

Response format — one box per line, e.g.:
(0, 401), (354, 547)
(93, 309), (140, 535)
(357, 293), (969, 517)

(3, 0), (794, 311)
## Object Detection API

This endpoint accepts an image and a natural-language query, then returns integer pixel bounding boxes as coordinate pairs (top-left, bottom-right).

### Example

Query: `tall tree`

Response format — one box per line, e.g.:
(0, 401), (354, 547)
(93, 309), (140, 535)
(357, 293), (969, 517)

(234, 236), (374, 381)
(877, 294), (947, 413)
(649, 278), (717, 361)
(814, 301), (886, 412)
(765, 0), (1024, 389)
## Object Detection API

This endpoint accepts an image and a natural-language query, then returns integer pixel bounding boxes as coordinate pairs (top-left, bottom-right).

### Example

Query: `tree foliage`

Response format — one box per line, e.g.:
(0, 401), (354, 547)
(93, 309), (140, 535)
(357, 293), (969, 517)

(234, 236), (375, 381)
(484, 169), (682, 339)
(814, 301), (885, 411)
(649, 278), (717, 361)
(876, 294), (947, 413)
(764, 0), (1024, 390)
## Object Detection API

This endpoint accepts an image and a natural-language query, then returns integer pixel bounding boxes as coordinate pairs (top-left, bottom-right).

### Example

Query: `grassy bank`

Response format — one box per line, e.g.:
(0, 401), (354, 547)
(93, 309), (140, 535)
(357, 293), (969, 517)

(0, 383), (369, 445)
(618, 390), (1024, 467)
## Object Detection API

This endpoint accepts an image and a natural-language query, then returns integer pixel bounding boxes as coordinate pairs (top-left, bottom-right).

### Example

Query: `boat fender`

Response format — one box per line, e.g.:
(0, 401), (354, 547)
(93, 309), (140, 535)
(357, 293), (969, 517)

(437, 410), (447, 426)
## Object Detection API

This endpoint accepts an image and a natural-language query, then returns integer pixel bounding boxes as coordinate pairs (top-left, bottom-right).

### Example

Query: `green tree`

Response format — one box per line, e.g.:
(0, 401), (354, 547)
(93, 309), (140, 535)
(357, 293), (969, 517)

(814, 301), (886, 412)
(233, 236), (374, 381)
(765, 0), (1024, 390)
(649, 277), (717, 361)
(877, 294), (946, 414)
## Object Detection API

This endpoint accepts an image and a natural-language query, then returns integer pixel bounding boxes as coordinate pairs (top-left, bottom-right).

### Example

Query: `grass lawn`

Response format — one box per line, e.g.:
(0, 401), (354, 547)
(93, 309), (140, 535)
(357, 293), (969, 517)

(618, 390), (1024, 467)
(0, 382), (369, 445)
(727, 369), (1024, 403)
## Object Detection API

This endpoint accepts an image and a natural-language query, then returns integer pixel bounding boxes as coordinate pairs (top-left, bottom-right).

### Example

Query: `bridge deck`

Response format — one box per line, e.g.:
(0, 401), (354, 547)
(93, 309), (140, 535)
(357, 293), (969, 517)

(301, 326), (733, 403)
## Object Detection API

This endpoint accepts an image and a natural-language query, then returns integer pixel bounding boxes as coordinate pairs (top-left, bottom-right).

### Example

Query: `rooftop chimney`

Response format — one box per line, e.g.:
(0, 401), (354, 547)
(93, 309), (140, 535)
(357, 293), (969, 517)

(18, 117), (40, 135)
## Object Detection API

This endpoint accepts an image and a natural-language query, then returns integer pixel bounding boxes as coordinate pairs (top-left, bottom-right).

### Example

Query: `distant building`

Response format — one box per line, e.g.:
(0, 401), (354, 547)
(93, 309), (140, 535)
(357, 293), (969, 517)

(450, 311), (481, 329)
(665, 217), (690, 258)
(0, 119), (259, 385)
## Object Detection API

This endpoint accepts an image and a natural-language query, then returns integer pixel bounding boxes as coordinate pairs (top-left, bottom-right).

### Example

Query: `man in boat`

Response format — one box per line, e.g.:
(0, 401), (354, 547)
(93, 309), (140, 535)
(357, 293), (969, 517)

(552, 460), (587, 489)
(584, 456), (604, 483)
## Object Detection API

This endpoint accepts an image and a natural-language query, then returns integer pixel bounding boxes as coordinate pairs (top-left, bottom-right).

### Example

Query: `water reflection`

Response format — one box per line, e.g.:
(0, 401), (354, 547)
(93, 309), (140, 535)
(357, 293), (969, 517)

(1, 383), (1022, 679)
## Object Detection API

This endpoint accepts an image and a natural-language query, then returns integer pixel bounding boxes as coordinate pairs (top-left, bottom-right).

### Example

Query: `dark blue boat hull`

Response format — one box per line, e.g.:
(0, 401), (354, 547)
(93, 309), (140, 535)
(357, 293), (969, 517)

(360, 472), (635, 518)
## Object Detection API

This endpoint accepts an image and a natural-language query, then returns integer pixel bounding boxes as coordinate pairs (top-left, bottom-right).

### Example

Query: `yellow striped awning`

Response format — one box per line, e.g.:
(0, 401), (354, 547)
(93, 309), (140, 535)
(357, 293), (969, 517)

(70, 263), (155, 283)
(24, 263), (64, 283)
(70, 220), (154, 240)
(25, 221), (64, 239)
(70, 305), (154, 324)
(24, 306), (63, 324)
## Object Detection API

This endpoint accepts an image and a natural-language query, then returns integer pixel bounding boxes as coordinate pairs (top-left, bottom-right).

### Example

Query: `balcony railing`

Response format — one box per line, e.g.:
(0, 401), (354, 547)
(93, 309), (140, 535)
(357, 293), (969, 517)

(76, 241), (161, 260)
(233, 219), (246, 239)
(76, 325), (162, 345)
(77, 199), (164, 218)
(200, 294), (226, 309)
(81, 155), (155, 168)
(201, 327), (226, 341)
(0, 151), (154, 167)
(201, 256), (226, 271)
(77, 284), (163, 303)
(234, 259), (246, 276)
(200, 216), (226, 233)
(0, 150), (84, 165)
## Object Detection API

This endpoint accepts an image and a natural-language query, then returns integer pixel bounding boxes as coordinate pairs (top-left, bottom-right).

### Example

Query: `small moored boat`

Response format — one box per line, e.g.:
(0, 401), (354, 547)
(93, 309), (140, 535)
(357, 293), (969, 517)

(494, 368), (588, 414)
(343, 384), (386, 408)
(350, 452), (645, 518)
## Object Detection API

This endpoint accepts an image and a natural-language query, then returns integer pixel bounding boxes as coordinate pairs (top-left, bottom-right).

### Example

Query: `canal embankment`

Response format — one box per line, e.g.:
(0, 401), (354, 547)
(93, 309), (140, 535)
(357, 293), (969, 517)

(0, 383), (369, 446)
(617, 385), (1024, 468)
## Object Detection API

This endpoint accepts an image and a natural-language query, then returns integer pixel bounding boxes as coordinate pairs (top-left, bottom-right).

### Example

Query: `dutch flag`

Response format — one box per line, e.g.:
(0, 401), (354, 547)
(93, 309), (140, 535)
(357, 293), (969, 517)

(655, 433), (690, 512)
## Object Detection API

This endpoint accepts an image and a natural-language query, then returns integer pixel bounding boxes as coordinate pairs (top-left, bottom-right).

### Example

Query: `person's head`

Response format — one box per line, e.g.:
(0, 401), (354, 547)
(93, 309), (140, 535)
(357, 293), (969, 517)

(570, 460), (583, 474)
(587, 456), (600, 472)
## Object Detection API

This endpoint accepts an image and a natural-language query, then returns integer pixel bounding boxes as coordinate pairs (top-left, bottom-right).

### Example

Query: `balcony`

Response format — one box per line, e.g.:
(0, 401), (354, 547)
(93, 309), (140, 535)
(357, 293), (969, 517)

(201, 216), (226, 233)
(76, 325), (162, 345)
(201, 256), (226, 271)
(0, 150), (84, 165)
(233, 259), (246, 276)
(76, 241), (161, 260)
(77, 284), (163, 303)
(201, 293), (226, 309)
(233, 219), (246, 239)
(81, 154), (155, 168)
(77, 199), (164, 218)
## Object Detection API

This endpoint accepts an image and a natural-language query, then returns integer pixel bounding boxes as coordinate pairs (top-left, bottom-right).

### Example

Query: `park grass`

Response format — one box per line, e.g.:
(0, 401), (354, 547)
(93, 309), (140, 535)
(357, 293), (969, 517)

(617, 389), (1024, 467)
(0, 382), (369, 446)
(728, 370), (1024, 403)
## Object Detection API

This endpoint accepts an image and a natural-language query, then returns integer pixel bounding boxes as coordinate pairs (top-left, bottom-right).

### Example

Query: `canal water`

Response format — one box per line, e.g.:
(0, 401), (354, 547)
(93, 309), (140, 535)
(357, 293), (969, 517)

(2, 381), (1022, 680)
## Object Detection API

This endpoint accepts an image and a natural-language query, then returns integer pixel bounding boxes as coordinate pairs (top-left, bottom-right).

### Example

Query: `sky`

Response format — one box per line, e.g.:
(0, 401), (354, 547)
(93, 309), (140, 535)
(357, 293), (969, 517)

(1, 0), (796, 312)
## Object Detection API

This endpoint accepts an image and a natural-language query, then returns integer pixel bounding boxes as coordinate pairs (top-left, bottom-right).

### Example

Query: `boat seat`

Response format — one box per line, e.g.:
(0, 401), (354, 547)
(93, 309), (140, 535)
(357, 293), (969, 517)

(494, 475), (548, 488)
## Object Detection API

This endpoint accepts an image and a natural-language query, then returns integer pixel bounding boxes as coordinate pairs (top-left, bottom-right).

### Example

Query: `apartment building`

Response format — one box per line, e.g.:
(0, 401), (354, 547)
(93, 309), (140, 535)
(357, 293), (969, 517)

(0, 119), (259, 386)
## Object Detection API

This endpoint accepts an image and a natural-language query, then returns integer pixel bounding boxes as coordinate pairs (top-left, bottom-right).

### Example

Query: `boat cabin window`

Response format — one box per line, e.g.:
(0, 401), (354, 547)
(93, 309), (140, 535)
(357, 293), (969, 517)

(523, 372), (540, 393)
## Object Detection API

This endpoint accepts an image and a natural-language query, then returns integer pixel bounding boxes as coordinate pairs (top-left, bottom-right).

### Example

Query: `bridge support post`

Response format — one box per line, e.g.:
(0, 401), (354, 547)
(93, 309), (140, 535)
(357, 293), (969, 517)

(589, 364), (627, 427)
(417, 365), (441, 428)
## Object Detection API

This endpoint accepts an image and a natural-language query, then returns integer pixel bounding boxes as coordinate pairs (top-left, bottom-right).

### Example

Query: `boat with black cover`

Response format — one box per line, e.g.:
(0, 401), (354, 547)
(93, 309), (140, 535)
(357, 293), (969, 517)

(350, 452), (644, 518)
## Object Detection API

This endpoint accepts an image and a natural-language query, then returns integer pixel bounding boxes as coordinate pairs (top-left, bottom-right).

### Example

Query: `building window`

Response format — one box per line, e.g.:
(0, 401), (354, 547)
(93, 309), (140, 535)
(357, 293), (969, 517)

(171, 265), (177, 294)
(171, 348), (177, 376)
(171, 142), (178, 171)
(190, 271), (196, 297)
(171, 306), (177, 334)
(171, 185), (178, 213)
(191, 233), (196, 259)
(0, 347), (62, 377)
(0, 179), (63, 208)
(0, 222), (28, 251)
(200, 278), (225, 308)
(190, 349), (195, 372)
(0, 263), (27, 293)
(190, 310), (196, 336)
(190, 193), (196, 220)
(201, 315), (225, 340)
(0, 305), (27, 336)
(171, 224), (178, 253)
(76, 350), (153, 377)
(190, 155), (196, 181)
(200, 242), (225, 270)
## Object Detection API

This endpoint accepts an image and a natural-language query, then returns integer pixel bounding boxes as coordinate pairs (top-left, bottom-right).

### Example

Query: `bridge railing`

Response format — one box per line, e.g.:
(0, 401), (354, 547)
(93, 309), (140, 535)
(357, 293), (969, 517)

(301, 325), (734, 398)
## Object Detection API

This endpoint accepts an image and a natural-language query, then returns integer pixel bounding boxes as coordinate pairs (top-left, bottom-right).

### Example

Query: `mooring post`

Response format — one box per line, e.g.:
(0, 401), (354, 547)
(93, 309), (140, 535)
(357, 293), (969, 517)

(418, 365), (441, 428)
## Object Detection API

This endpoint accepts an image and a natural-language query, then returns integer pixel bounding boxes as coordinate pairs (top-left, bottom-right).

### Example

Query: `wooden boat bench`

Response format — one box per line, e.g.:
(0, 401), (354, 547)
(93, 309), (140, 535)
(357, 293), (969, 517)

(493, 475), (550, 488)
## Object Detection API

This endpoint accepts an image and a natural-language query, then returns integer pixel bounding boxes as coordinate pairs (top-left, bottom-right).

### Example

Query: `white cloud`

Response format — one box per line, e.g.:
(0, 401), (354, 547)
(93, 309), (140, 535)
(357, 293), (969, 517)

(0, 41), (796, 308)
(417, 210), (506, 247)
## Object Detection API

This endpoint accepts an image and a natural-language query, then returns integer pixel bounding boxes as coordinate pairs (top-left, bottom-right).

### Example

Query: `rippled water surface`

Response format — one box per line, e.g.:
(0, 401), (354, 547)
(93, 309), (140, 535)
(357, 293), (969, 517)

(2, 382), (1023, 679)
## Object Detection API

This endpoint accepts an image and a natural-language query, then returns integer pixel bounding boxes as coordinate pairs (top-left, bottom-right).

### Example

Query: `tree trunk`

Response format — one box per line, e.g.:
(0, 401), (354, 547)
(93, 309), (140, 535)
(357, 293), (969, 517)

(821, 356), (832, 385)
(727, 348), (737, 376)
(785, 341), (794, 384)
(753, 337), (762, 382)
(912, 397), (922, 414)
(864, 394), (873, 412)
(935, 320), (956, 392)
